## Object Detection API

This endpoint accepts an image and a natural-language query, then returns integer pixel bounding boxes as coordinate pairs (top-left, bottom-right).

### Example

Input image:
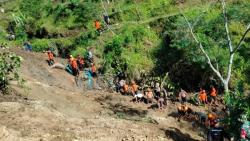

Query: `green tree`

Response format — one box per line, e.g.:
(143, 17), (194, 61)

(183, 0), (250, 93)
(0, 49), (23, 94)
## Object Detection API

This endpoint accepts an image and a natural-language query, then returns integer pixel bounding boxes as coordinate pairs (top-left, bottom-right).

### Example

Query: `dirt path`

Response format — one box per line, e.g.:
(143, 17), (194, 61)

(0, 48), (205, 141)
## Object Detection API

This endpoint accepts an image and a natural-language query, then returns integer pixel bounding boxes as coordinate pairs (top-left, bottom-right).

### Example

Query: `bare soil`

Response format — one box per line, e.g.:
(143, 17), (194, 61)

(0, 48), (208, 141)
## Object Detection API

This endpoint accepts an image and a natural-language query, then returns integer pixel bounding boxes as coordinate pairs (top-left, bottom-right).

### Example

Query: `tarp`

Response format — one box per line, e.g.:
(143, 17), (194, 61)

(50, 63), (65, 70)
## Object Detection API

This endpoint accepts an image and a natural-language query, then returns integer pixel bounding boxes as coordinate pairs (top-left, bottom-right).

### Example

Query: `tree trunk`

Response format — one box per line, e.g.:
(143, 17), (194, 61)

(223, 81), (229, 94)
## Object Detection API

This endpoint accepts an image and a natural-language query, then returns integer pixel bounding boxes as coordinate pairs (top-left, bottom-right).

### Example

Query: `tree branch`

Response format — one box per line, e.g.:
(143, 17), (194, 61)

(100, 0), (116, 35)
(221, 0), (233, 52)
(232, 25), (250, 53)
(182, 14), (224, 82)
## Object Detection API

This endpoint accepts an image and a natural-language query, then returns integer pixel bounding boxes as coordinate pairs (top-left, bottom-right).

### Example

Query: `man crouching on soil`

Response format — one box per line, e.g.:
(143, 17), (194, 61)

(177, 104), (194, 122)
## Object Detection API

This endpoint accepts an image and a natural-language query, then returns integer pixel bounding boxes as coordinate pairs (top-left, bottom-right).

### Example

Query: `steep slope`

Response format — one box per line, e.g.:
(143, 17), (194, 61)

(0, 48), (206, 141)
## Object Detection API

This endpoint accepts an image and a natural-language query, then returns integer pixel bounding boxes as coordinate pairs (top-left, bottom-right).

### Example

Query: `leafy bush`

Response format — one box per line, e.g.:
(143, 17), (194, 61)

(103, 36), (124, 73)
(104, 36), (123, 56)
(122, 25), (157, 46)
(54, 4), (72, 21)
(15, 26), (27, 41)
(223, 90), (250, 139)
(75, 31), (97, 46)
(0, 50), (23, 94)
(54, 38), (74, 49)
(73, 2), (100, 24)
(71, 46), (87, 57)
(20, 0), (45, 18)
(53, 1), (100, 26)
(32, 39), (50, 52)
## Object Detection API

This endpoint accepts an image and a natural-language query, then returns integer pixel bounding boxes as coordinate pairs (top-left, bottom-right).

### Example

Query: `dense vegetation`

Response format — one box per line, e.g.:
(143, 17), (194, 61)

(0, 46), (23, 94)
(1, 0), (249, 90)
(0, 0), (249, 138)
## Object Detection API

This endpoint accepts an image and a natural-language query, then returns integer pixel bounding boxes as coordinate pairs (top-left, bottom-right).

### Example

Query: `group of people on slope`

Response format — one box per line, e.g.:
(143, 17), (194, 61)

(117, 79), (168, 110)
(177, 101), (230, 141)
(176, 86), (239, 141)
(46, 48), (97, 88)
(179, 86), (218, 107)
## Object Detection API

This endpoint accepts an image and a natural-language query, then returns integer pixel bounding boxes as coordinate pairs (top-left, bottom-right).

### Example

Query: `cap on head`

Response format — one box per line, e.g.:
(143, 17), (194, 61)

(70, 55), (73, 58)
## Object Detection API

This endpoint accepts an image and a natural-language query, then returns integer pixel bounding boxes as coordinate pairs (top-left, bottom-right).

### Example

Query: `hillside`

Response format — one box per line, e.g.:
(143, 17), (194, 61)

(0, 0), (250, 140)
(1, 0), (250, 90)
(0, 48), (207, 141)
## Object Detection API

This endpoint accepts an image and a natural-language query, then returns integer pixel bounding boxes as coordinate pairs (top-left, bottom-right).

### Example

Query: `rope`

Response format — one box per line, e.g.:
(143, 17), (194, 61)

(100, 0), (116, 35)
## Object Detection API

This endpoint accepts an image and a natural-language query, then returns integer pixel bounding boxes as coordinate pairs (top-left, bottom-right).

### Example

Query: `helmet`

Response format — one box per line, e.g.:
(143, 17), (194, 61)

(208, 113), (214, 119)
(69, 55), (73, 58)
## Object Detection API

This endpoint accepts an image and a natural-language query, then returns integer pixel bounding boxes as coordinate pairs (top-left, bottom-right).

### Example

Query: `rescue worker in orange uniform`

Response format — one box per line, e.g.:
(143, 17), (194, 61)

(210, 86), (217, 106)
(123, 83), (129, 95)
(130, 80), (138, 96)
(199, 89), (208, 105)
(206, 113), (217, 128)
(95, 20), (102, 34)
(69, 55), (79, 76)
(77, 55), (84, 71)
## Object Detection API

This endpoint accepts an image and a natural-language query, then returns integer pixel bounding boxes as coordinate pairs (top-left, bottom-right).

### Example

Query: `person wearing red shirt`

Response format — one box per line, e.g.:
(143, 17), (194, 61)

(69, 55), (79, 76)
(95, 20), (102, 34)
(210, 86), (217, 106)
(199, 89), (208, 105)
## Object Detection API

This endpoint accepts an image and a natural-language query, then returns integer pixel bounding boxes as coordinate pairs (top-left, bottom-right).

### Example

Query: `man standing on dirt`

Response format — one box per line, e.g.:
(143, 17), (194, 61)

(154, 83), (161, 99)
(199, 89), (208, 105)
(179, 89), (188, 104)
(210, 86), (217, 106)
(145, 88), (153, 104)
(157, 93), (165, 110)
(69, 55), (79, 77)
(91, 63), (100, 89)
(77, 55), (84, 71)
(131, 80), (139, 96)
(87, 48), (94, 64)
